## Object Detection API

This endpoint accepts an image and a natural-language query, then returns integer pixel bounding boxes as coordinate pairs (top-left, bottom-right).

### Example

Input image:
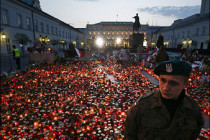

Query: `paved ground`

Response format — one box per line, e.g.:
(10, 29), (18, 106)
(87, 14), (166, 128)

(0, 53), (30, 75)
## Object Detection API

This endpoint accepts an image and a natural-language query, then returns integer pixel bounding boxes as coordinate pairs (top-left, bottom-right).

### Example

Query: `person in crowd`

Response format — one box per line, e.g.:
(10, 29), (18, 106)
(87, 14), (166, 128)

(125, 59), (204, 140)
(155, 46), (169, 64)
(85, 48), (92, 64)
(180, 45), (185, 57)
(146, 46), (150, 58)
(12, 45), (21, 69)
(137, 45), (143, 63)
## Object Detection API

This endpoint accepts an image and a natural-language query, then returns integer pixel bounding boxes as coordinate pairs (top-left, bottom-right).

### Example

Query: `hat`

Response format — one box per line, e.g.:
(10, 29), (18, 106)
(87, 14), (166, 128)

(154, 59), (192, 77)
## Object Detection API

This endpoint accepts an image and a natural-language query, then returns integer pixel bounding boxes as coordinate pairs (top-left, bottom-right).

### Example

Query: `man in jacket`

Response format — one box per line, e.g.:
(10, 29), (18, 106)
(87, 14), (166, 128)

(155, 46), (169, 64)
(125, 59), (204, 140)
(12, 45), (21, 69)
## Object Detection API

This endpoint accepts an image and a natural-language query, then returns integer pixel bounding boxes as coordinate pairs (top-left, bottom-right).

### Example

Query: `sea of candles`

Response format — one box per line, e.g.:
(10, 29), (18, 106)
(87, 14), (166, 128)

(0, 61), (209, 139)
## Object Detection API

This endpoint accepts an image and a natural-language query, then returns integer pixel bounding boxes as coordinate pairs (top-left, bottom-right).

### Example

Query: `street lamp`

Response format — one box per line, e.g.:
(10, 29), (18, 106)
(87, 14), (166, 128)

(73, 41), (76, 47)
(2, 33), (6, 39)
(96, 37), (104, 47)
(116, 37), (121, 47)
(45, 36), (50, 44)
(96, 37), (104, 56)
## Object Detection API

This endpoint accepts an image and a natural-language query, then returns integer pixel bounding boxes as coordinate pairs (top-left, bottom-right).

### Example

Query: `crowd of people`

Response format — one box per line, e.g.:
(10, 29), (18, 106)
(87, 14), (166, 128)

(0, 59), (209, 139)
(27, 40), (55, 54)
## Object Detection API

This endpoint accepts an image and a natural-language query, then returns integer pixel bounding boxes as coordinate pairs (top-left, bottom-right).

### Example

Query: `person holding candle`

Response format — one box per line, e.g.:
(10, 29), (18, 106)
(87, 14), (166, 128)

(125, 59), (204, 140)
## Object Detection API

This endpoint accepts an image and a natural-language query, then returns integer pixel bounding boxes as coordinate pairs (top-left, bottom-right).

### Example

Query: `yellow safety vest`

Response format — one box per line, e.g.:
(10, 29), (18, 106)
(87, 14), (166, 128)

(13, 48), (20, 58)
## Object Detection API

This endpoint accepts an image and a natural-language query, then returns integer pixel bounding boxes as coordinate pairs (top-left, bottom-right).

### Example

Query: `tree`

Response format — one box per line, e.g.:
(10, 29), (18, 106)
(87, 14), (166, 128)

(14, 33), (30, 45)
(156, 34), (164, 48)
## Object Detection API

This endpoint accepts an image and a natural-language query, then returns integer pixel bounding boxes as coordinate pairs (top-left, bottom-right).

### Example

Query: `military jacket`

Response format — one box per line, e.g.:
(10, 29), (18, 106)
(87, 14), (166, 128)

(125, 90), (204, 140)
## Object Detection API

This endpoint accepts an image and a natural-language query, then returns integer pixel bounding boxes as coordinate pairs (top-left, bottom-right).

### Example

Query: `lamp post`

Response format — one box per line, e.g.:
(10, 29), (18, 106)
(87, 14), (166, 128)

(96, 37), (104, 57)
(1, 33), (9, 52)
(2, 33), (6, 39)
(60, 40), (65, 50)
(116, 37), (121, 49)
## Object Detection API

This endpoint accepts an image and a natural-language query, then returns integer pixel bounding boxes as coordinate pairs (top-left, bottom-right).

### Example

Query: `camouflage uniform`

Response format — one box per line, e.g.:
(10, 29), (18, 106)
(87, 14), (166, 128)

(125, 90), (204, 140)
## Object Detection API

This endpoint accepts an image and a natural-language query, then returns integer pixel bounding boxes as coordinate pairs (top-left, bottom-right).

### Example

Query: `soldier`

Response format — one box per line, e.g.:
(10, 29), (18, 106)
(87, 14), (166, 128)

(125, 59), (204, 140)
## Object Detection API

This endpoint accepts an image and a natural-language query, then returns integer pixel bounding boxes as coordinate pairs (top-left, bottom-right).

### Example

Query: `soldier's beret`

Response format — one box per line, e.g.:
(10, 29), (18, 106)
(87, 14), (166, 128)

(154, 59), (192, 77)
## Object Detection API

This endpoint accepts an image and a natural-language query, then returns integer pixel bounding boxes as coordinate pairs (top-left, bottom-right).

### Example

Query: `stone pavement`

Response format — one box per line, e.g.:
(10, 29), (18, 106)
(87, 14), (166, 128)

(0, 52), (30, 75)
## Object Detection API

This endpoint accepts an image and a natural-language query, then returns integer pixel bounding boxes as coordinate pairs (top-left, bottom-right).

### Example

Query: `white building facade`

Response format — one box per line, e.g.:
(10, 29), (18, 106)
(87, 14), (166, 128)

(150, 0), (210, 52)
(1, 0), (84, 56)
(86, 22), (149, 49)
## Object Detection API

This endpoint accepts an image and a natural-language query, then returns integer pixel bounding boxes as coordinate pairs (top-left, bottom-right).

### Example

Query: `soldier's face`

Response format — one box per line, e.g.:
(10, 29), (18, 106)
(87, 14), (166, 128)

(159, 75), (188, 100)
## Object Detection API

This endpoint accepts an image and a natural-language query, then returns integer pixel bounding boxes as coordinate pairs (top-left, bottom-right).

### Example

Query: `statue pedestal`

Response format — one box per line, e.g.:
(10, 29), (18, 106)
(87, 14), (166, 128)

(130, 33), (144, 52)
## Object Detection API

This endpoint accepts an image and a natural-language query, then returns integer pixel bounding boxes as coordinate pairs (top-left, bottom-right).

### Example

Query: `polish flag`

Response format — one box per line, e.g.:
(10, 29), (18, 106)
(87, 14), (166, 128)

(75, 48), (84, 57)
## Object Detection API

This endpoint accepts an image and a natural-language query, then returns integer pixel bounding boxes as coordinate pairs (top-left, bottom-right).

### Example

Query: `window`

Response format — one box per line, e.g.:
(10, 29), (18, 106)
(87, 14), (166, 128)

(182, 32), (185, 38)
(187, 31), (190, 37)
(41, 22), (44, 33)
(1, 9), (8, 25)
(17, 14), (22, 28)
(55, 28), (58, 36)
(51, 26), (54, 35)
(196, 28), (199, 36)
(34, 20), (38, 31)
(178, 32), (180, 39)
(46, 24), (49, 34)
(59, 30), (61, 37)
(6, 38), (11, 53)
(26, 17), (31, 29)
(202, 27), (206, 35)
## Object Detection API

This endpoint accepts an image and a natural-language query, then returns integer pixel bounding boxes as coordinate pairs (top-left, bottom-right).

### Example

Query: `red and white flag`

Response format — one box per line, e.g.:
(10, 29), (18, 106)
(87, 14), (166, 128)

(75, 48), (84, 57)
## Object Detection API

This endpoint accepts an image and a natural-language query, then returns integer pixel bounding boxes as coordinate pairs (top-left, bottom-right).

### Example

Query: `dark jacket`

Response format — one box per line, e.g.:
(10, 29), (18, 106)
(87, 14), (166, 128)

(155, 51), (169, 64)
(125, 90), (204, 140)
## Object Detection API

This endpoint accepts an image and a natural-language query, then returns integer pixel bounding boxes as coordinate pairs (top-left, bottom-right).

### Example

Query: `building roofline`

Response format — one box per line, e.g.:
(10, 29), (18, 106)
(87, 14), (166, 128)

(10, 0), (81, 33)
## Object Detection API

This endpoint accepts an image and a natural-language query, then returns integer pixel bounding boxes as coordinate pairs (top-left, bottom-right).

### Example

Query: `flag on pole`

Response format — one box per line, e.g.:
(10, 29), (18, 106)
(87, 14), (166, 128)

(75, 48), (84, 57)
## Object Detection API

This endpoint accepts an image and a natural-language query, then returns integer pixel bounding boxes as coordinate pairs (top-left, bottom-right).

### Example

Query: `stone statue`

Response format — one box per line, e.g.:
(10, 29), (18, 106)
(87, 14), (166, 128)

(133, 13), (141, 33)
